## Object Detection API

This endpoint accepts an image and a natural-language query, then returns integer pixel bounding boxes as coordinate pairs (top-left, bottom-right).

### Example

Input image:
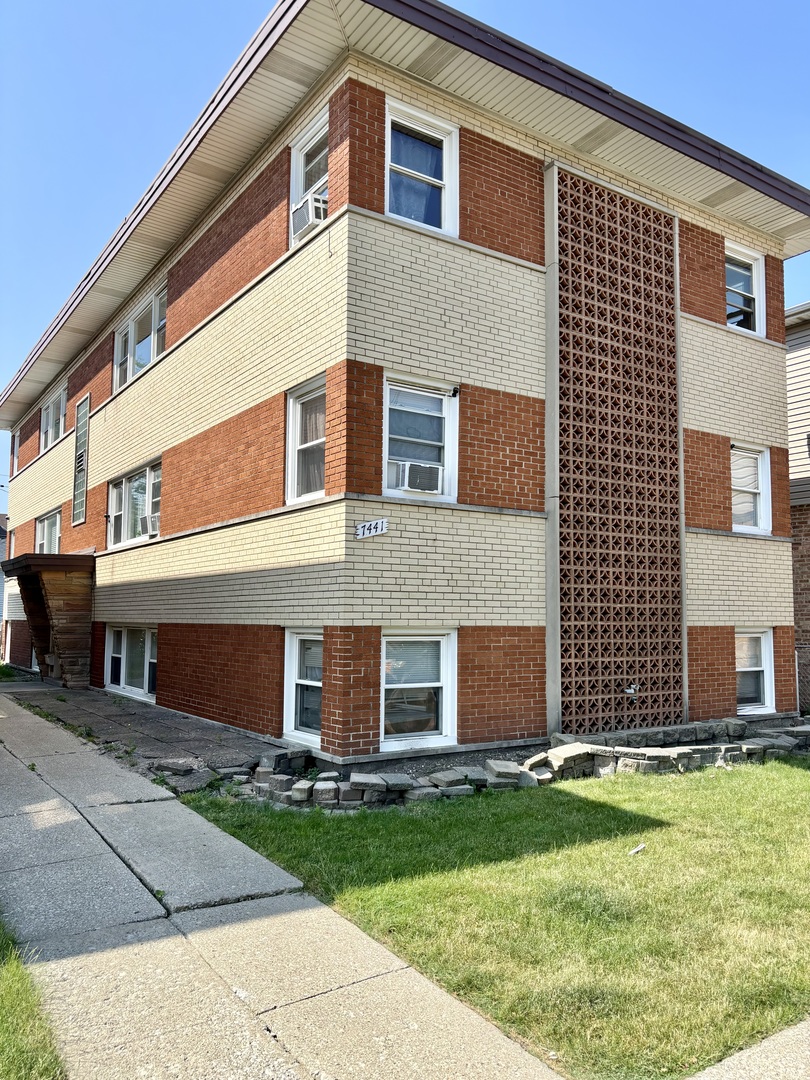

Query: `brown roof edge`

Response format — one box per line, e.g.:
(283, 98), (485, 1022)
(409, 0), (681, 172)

(369, 0), (810, 218)
(2, 554), (96, 578)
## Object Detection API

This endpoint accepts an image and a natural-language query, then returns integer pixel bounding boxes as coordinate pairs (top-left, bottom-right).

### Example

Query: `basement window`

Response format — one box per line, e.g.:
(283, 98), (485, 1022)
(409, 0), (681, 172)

(735, 629), (774, 714)
(107, 626), (157, 699)
(284, 631), (323, 748)
(381, 631), (457, 750)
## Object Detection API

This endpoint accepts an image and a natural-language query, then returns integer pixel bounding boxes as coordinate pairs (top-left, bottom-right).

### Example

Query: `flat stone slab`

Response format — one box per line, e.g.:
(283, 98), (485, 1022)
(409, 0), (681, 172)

(404, 786), (442, 801)
(33, 750), (175, 806)
(0, 852), (165, 942)
(0, 748), (73, 819)
(0, 803), (108, 872)
(461, 766), (489, 788)
(29, 919), (304, 1080)
(441, 784), (475, 797)
(0, 701), (98, 759)
(173, 894), (407, 1013)
(166, 768), (218, 793)
(267, 965), (557, 1079)
(427, 769), (467, 787)
(378, 772), (414, 791)
(484, 759), (522, 780)
(83, 799), (301, 912)
(349, 772), (386, 791)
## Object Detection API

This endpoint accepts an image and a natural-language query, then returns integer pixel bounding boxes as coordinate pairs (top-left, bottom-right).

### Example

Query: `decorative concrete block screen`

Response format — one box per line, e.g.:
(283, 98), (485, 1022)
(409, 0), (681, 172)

(557, 171), (683, 733)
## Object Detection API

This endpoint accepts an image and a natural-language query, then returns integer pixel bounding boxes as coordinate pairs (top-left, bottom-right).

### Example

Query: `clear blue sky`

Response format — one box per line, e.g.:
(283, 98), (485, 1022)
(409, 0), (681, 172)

(1, 0), (809, 510)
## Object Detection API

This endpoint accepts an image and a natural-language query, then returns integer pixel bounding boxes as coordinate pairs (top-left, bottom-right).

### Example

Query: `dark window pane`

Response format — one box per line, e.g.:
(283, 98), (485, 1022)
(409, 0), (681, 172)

(388, 438), (442, 463)
(297, 444), (325, 495)
(389, 172), (442, 228)
(295, 684), (322, 733)
(148, 660), (157, 695)
(389, 409), (443, 443)
(110, 656), (121, 686)
(391, 123), (443, 179)
(384, 687), (441, 736)
(736, 670), (763, 706)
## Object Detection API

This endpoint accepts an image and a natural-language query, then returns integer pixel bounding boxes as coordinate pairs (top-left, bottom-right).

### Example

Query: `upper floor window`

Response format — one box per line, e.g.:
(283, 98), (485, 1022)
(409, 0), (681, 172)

(386, 102), (458, 236)
(287, 378), (326, 503)
(108, 461), (161, 546)
(384, 377), (458, 500)
(731, 445), (771, 535)
(40, 388), (66, 453)
(35, 510), (61, 554)
(290, 113), (328, 243)
(11, 431), (19, 476)
(115, 287), (167, 391)
(726, 243), (765, 336)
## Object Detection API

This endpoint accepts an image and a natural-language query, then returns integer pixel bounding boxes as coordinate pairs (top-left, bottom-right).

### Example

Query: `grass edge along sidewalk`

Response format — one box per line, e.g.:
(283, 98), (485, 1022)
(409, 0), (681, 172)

(187, 757), (810, 1080)
(0, 921), (65, 1080)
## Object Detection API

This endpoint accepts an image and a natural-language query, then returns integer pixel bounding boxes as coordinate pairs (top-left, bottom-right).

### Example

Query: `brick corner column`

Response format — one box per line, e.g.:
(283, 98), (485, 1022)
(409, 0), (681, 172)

(686, 625), (737, 722)
(328, 79), (386, 217)
(325, 360), (383, 497)
(321, 626), (381, 756)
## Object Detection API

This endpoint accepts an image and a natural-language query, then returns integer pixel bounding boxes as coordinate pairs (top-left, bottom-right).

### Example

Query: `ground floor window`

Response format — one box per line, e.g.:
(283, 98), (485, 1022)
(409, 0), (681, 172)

(284, 632), (322, 747)
(381, 631), (456, 750)
(107, 626), (158, 698)
(735, 629), (774, 714)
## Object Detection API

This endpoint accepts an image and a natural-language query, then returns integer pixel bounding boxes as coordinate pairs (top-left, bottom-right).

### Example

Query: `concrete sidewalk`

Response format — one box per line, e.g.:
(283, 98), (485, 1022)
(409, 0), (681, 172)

(0, 695), (556, 1079)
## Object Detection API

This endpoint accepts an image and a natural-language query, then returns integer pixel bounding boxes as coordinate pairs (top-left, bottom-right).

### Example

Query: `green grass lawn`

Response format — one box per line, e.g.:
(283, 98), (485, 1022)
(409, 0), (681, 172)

(186, 759), (810, 1080)
(0, 924), (64, 1080)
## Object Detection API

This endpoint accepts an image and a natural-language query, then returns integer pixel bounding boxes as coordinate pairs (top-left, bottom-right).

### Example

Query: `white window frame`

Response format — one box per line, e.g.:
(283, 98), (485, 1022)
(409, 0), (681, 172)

(380, 629), (457, 751)
(105, 625), (158, 701)
(11, 430), (19, 475)
(735, 628), (774, 715)
(114, 286), (167, 392)
(284, 630), (323, 749)
(731, 444), (771, 535)
(383, 374), (458, 502)
(35, 510), (61, 554)
(290, 111), (329, 243)
(107, 461), (162, 548)
(286, 376), (327, 505)
(385, 100), (459, 237)
(40, 387), (67, 453)
(725, 242), (766, 338)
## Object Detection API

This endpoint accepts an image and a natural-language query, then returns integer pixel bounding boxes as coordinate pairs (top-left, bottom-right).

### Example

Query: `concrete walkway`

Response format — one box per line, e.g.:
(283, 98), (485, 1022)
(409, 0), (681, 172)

(0, 695), (556, 1079)
(690, 1019), (810, 1079)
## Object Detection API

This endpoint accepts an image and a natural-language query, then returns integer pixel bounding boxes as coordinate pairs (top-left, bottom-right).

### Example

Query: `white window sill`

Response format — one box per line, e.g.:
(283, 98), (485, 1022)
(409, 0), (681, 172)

(726, 323), (766, 341)
(732, 525), (772, 538)
(107, 535), (161, 552)
(286, 491), (325, 508)
(385, 211), (458, 240)
(382, 488), (456, 503)
(737, 704), (775, 716)
(105, 684), (156, 703)
(380, 733), (457, 752)
(283, 728), (321, 750)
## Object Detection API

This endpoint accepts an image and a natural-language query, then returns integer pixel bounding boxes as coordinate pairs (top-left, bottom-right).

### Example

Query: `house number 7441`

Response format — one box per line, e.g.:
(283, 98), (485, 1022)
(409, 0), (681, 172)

(354, 518), (389, 540)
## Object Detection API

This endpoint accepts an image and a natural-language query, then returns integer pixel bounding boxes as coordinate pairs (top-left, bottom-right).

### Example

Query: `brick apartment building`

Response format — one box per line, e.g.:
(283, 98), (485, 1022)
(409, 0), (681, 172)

(2, 0), (810, 760)
(787, 301), (810, 710)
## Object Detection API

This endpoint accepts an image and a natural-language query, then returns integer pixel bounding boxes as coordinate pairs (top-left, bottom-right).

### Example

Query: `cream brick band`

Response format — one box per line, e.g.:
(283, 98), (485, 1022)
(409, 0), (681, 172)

(684, 530), (794, 626)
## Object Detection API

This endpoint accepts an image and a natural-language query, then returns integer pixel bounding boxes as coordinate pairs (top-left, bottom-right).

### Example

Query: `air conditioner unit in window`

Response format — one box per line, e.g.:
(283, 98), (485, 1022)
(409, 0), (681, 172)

(291, 191), (327, 241)
(396, 461), (443, 493)
(139, 514), (160, 537)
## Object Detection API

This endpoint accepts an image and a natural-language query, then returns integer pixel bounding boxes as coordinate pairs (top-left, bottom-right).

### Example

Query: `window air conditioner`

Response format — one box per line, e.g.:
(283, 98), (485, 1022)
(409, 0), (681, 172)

(291, 192), (327, 241)
(396, 461), (443, 493)
(139, 514), (160, 537)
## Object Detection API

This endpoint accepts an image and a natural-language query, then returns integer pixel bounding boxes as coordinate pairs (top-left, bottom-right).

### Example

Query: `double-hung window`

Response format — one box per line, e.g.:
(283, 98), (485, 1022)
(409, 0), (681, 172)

(382, 632), (456, 749)
(726, 243), (765, 336)
(384, 378), (457, 499)
(290, 113), (328, 242)
(40, 388), (67, 453)
(115, 287), (167, 390)
(107, 627), (158, 698)
(108, 462), (162, 546)
(35, 510), (61, 554)
(287, 379), (326, 502)
(735, 629), (774, 714)
(284, 632), (323, 746)
(731, 445), (770, 534)
(11, 431), (19, 476)
(386, 102), (458, 235)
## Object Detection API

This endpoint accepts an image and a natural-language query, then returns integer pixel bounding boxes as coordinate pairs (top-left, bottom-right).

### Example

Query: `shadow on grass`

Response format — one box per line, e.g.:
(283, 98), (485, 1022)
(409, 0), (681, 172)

(186, 783), (668, 902)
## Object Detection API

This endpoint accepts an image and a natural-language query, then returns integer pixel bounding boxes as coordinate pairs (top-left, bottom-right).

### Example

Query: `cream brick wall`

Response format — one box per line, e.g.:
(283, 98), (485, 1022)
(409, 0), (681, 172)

(87, 220), (348, 487)
(8, 434), (74, 525)
(92, 499), (545, 627)
(347, 215), (545, 397)
(684, 532), (794, 626)
(342, 500), (545, 625)
(680, 316), (789, 447)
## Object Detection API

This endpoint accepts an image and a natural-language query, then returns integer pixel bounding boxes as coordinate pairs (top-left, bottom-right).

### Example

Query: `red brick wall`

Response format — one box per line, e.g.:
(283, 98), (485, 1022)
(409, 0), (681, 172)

(679, 221), (725, 324)
(328, 79), (386, 217)
(17, 411), (41, 472)
(683, 428), (731, 530)
(8, 620), (33, 668)
(792, 505), (810, 647)
(770, 447), (791, 537)
(161, 394), (285, 535)
(321, 625), (381, 756)
(12, 519), (36, 557)
(459, 129), (543, 263)
(457, 626), (545, 742)
(156, 623), (284, 735)
(458, 387), (544, 510)
(325, 360), (383, 497)
(67, 334), (113, 425)
(166, 148), (291, 347)
(773, 624), (796, 713)
(90, 621), (106, 688)
(765, 255), (785, 345)
(61, 484), (109, 553)
(687, 625), (737, 721)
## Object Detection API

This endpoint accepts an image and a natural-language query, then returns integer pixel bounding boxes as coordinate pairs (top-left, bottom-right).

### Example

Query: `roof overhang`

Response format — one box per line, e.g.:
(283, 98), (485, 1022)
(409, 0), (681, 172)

(2, 554), (96, 579)
(786, 301), (810, 332)
(4, 0), (810, 429)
